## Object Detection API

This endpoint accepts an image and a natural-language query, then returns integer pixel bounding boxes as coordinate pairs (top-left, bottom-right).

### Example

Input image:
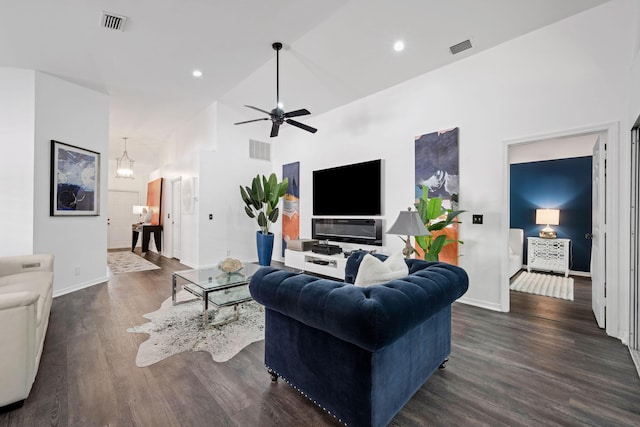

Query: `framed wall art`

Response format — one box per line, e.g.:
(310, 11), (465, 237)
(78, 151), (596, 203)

(414, 127), (460, 265)
(282, 161), (300, 256)
(50, 140), (100, 216)
(146, 177), (164, 225)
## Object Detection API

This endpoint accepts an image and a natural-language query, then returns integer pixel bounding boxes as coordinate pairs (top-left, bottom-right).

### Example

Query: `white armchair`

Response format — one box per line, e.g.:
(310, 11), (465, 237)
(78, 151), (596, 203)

(509, 229), (524, 278)
(0, 254), (54, 409)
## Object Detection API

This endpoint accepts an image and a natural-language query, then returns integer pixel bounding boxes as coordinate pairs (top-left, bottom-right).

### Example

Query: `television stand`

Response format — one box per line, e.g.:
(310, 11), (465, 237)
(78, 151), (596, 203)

(284, 249), (346, 280)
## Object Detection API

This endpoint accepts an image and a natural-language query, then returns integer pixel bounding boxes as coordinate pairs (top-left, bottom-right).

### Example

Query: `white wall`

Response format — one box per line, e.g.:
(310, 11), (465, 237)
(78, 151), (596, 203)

(158, 101), (274, 268)
(33, 72), (109, 296)
(202, 103), (272, 266)
(267, 0), (634, 323)
(107, 156), (150, 251)
(632, 46), (640, 126)
(0, 68), (35, 256)
(151, 0), (637, 341)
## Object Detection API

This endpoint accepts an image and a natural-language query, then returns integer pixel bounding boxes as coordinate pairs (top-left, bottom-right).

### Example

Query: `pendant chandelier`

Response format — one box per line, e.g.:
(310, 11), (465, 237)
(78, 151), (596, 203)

(115, 137), (135, 179)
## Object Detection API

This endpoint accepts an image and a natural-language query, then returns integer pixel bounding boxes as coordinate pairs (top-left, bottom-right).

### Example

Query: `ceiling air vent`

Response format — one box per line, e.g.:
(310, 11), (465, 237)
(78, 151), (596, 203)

(100, 11), (127, 31)
(449, 39), (472, 55)
(249, 139), (271, 161)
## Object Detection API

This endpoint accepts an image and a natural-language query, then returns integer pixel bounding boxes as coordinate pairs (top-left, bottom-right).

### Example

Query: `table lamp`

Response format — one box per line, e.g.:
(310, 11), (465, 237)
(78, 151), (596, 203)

(133, 205), (149, 224)
(387, 207), (431, 258)
(536, 208), (560, 238)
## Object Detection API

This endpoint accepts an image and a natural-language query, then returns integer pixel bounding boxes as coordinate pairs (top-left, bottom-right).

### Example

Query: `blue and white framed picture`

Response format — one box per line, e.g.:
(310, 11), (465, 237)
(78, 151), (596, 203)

(50, 140), (100, 216)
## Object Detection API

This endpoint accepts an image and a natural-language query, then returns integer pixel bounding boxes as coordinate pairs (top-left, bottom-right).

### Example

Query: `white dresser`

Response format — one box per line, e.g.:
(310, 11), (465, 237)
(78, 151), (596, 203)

(527, 237), (571, 277)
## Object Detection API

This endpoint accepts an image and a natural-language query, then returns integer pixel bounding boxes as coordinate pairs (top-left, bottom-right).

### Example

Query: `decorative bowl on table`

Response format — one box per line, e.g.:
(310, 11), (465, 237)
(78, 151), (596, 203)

(219, 257), (243, 273)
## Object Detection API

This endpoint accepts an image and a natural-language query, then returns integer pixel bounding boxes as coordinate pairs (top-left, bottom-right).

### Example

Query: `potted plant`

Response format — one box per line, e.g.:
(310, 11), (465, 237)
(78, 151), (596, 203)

(414, 186), (465, 262)
(240, 173), (289, 266)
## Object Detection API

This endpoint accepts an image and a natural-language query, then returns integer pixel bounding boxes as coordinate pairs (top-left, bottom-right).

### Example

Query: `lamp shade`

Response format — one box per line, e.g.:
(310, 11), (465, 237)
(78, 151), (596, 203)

(387, 209), (430, 236)
(535, 209), (560, 226)
(132, 205), (147, 215)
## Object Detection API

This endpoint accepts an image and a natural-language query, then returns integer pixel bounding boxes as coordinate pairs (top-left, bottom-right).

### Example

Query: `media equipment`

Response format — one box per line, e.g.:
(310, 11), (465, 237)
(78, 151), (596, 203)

(313, 159), (382, 216)
(343, 249), (377, 258)
(311, 243), (343, 255)
(286, 239), (319, 252)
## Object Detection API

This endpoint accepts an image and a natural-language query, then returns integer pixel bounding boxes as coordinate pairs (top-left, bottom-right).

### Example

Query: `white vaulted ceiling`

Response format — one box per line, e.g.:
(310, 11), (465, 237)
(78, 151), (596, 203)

(0, 0), (610, 164)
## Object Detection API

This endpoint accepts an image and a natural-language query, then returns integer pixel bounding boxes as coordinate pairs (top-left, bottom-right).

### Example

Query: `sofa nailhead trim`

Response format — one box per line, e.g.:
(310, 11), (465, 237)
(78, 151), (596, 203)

(265, 364), (347, 426)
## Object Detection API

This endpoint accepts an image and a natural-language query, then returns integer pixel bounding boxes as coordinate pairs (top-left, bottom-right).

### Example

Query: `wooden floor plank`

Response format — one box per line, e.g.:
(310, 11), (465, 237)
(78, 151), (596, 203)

(1, 261), (639, 426)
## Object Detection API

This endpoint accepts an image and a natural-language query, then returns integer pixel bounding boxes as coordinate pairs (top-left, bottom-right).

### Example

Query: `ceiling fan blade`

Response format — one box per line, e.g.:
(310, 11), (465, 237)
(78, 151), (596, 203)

(283, 108), (310, 118)
(234, 118), (269, 125)
(270, 123), (280, 138)
(245, 105), (271, 115)
(286, 119), (317, 134)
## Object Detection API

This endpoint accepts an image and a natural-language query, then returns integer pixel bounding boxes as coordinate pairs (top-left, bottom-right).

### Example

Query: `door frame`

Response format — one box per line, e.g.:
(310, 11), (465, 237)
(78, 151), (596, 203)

(171, 177), (182, 260)
(502, 122), (621, 339)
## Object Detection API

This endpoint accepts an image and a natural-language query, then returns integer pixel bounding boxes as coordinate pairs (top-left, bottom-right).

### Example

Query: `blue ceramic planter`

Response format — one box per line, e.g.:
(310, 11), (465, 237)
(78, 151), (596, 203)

(256, 231), (274, 266)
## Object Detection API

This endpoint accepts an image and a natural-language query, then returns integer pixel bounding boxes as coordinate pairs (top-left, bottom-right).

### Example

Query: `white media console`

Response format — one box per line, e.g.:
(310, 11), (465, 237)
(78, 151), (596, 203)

(285, 218), (384, 280)
(284, 249), (348, 280)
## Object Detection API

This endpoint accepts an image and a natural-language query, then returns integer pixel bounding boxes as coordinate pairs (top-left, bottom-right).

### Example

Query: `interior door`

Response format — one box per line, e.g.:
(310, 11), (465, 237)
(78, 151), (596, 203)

(592, 135), (606, 328)
(172, 178), (182, 259)
(108, 190), (139, 249)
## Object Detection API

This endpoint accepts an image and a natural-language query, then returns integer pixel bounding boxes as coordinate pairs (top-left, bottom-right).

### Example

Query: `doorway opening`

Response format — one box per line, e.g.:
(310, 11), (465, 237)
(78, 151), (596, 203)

(170, 177), (182, 260)
(108, 190), (140, 250)
(503, 122), (620, 338)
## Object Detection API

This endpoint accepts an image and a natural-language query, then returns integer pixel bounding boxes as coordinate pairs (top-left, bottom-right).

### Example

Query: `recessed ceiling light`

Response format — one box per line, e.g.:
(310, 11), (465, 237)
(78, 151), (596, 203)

(393, 40), (405, 52)
(192, 70), (203, 78)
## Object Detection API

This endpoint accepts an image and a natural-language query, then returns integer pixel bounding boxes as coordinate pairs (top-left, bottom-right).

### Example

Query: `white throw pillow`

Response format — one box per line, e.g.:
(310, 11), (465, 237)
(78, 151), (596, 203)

(354, 253), (409, 287)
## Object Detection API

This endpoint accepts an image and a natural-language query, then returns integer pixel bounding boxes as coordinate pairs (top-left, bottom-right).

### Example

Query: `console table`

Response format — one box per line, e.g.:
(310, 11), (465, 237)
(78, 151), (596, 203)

(527, 237), (570, 277)
(132, 224), (162, 252)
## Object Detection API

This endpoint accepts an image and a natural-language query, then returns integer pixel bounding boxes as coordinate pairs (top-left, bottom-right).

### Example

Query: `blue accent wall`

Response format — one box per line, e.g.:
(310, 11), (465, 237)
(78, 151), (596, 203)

(510, 156), (592, 272)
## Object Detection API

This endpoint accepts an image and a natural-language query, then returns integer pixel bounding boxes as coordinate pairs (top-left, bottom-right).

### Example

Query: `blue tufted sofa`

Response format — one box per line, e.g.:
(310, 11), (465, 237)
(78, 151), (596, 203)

(249, 252), (469, 427)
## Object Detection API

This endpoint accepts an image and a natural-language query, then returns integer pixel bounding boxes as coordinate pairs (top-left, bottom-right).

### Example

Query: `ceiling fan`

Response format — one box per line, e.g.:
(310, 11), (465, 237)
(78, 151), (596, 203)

(234, 42), (317, 138)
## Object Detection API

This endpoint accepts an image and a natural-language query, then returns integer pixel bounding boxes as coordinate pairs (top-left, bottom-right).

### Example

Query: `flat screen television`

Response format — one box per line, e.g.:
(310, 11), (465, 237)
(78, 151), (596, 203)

(313, 159), (382, 216)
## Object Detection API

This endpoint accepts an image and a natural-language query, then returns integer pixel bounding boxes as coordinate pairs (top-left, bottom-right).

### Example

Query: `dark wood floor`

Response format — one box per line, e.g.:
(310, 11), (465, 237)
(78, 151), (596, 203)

(2, 255), (639, 426)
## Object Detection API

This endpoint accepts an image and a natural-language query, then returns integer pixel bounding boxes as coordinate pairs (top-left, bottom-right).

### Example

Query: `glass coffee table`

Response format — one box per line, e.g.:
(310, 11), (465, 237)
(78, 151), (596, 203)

(172, 262), (263, 328)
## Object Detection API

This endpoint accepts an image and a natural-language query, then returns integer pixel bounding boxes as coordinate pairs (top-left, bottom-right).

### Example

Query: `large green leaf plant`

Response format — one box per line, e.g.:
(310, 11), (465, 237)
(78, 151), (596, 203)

(240, 173), (289, 235)
(414, 186), (465, 262)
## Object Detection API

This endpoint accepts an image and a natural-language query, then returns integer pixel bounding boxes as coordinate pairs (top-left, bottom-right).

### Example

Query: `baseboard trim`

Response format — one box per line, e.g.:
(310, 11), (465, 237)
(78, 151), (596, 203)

(570, 270), (591, 278)
(629, 348), (640, 379)
(456, 296), (503, 312)
(523, 265), (591, 278)
(53, 275), (108, 298)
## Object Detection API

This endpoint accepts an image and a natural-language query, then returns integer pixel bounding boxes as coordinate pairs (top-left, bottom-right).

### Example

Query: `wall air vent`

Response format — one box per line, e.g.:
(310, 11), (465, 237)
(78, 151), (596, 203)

(249, 139), (271, 161)
(100, 11), (127, 31)
(450, 39), (472, 55)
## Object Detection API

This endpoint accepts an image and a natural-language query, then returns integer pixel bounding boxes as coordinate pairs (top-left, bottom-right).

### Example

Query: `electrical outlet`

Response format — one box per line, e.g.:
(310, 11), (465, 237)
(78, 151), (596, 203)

(472, 214), (483, 224)
(209, 214), (213, 220)
(74, 266), (81, 276)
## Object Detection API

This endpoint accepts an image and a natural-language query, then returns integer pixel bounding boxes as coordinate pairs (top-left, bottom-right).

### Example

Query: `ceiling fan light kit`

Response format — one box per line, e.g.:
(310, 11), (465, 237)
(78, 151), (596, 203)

(234, 42), (317, 137)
